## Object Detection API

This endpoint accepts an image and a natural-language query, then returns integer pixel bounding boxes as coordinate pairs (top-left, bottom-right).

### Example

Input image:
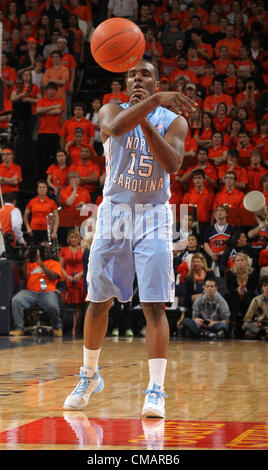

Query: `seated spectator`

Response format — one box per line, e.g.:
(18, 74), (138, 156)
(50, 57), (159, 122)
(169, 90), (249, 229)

(46, 148), (70, 199)
(199, 62), (215, 98)
(237, 130), (255, 163)
(182, 278), (230, 338)
(10, 241), (63, 337)
(224, 118), (244, 148)
(1, 51), (17, 100)
(190, 28), (213, 62)
(194, 111), (215, 149)
(203, 76), (233, 116)
(169, 54), (199, 87)
(186, 44), (206, 77)
(203, 204), (234, 270)
(226, 252), (259, 337)
(213, 46), (231, 75)
(242, 275), (268, 339)
(0, 192), (26, 248)
(159, 12), (185, 50)
(212, 171), (245, 210)
(36, 82), (65, 179)
(0, 148), (22, 195)
(261, 173), (268, 204)
(184, 82), (203, 111)
(247, 149), (268, 191)
(213, 102), (232, 134)
(86, 97), (103, 156)
(208, 131), (228, 167)
(102, 80), (129, 105)
(188, 107), (203, 137)
(180, 146), (218, 193)
(182, 169), (214, 237)
(220, 231), (253, 275)
(225, 63), (238, 97)
(65, 127), (85, 165)
(181, 252), (211, 317)
(236, 106), (257, 136)
(184, 127), (198, 158)
(217, 149), (248, 191)
(60, 170), (91, 212)
(235, 46), (255, 79)
(143, 27), (163, 62)
(23, 180), (59, 244)
(173, 212), (198, 254)
(60, 101), (95, 148)
(252, 119), (268, 161)
(59, 229), (85, 336)
(235, 78), (259, 122)
(248, 215), (268, 267)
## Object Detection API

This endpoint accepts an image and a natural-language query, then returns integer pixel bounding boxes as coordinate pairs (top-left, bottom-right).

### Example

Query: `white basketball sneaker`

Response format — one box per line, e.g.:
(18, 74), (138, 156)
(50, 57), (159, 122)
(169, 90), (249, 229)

(141, 383), (167, 418)
(63, 367), (104, 410)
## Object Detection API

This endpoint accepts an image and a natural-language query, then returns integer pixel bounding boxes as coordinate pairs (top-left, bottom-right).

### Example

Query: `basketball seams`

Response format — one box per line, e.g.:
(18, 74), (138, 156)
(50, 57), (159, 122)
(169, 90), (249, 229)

(91, 28), (141, 56)
(98, 35), (142, 65)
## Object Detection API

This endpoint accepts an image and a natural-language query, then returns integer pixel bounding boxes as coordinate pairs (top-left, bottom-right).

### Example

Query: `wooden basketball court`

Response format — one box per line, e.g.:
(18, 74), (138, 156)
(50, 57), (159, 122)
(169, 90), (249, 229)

(0, 334), (268, 454)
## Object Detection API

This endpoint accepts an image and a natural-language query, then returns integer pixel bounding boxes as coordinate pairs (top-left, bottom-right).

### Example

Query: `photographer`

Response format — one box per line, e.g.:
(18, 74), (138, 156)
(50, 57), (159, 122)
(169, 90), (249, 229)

(242, 276), (268, 339)
(182, 278), (230, 339)
(0, 192), (26, 249)
(9, 241), (63, 337)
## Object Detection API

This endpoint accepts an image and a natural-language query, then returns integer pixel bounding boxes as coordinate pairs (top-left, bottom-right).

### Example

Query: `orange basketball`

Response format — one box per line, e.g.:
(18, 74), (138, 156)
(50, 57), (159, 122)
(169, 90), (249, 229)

(90, 17), (145, 73)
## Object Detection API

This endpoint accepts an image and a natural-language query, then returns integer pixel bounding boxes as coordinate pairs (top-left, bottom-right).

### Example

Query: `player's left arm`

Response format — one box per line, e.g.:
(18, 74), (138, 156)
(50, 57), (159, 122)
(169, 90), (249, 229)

(140, 115), (188, 173)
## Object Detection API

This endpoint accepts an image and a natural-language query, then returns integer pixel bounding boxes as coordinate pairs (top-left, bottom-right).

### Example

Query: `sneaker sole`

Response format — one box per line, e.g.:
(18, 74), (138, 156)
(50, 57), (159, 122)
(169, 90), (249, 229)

(63, 377), (104, 410)
(142, 407), (165, 418)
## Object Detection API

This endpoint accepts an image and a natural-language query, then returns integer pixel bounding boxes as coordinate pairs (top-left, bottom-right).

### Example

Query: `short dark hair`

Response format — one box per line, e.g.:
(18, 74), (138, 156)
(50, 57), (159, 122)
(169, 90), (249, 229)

(192, 169), (205, 178)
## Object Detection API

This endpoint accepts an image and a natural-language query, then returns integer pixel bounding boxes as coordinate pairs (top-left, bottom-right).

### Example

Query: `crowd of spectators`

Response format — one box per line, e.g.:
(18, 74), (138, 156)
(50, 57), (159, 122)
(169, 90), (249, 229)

(0, 0), (268, 339)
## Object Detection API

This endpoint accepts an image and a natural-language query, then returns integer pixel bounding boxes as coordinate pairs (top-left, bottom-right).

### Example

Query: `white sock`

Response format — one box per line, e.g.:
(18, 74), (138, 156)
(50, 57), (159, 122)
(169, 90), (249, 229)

(148, 358), (167, 389)
(83, 346), (101, 377)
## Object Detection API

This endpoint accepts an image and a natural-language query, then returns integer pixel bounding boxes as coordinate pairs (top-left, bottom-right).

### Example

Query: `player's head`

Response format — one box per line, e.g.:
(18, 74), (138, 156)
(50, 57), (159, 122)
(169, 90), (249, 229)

(126, 59), (159, 98)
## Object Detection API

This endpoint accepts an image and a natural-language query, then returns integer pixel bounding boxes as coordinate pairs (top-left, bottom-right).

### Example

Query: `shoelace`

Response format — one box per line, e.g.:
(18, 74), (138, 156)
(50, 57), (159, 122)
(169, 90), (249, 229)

(143, 387), (167, 405)
(73, 376), (90, 395)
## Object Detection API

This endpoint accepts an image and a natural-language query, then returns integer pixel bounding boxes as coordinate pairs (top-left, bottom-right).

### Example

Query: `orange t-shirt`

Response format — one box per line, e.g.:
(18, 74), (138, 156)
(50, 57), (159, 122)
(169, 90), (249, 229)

(26, 195), (58, 230)
(46, 164), (70, 191)
(37, 97), (65, 134)
(182, 187), (214, 223)
(213, 58), (231, 75)
(60, 185), (91, 211)
(43, 65), (70, 100)
(102, 91), (129, 105)
(215, 37), (242, 59)
(0, 162), (22, 193)
(213, 115), (232, 133)
(26, 259), (62, 292)
(70, 160), (101, 192)
(1, 65), (17, 99)
(169, 68), (199, 86)
(60, 117), (95, 144)
(204, 93), (233, 114)
(247, 165), (268, 192)
(212, 187), (244, 210)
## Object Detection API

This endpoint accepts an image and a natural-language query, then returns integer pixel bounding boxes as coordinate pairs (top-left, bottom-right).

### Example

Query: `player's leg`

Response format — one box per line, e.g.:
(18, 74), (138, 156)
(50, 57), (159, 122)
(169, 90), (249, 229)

(64, 299), (112, 410)
(134, 203), (174, 418)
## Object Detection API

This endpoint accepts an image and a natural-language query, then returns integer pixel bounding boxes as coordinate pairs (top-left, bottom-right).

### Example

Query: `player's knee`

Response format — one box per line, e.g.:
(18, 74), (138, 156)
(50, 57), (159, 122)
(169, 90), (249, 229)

(142, 302), (166, 322)
(87, 299), (113, 318)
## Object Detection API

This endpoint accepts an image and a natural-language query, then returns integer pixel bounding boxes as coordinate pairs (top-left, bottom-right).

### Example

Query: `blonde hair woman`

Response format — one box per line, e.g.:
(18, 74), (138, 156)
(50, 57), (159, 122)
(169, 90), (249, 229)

(226, 253), (258, 338)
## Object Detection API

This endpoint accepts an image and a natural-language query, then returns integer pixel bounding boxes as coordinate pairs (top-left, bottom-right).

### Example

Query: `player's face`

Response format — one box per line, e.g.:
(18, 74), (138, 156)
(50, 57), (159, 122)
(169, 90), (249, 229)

(126, 61), (157, 98)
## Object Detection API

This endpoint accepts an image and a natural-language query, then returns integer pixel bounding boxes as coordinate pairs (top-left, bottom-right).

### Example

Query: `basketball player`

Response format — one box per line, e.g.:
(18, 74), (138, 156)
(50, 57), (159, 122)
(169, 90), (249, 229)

(64, 60), (195, 417)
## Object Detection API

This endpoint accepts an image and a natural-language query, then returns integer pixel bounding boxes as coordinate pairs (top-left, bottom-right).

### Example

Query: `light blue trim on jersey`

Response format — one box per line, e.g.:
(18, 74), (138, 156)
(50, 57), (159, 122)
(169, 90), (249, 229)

(102, 103), (179, 207)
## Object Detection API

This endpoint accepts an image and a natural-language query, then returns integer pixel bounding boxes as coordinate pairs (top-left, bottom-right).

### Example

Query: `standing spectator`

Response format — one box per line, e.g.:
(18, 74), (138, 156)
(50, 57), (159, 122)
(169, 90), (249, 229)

(86, 97), (103, 156)
(65, 127), (85, 165)
(23, 180), (59, 244)
(212, 171), (245, 210)
(215, 24), (242, 60)
(0, 192), (26, 247)
(182, 278), (230, 338)
(247, 149), (268, 191)
(136, 2), (157, 34)
(42, 0), (70, 29)
(44, 37), (77, 118)
(102, 80), (129, 106)
(235, 78), (259, 121)
(236, 130), (255, 163)
(203, 76), (233, 115)
(194, 111), (215, 148)
(203, 204), (234, 270)
(68, 14), (85, 66)
(36, 82), (65, 179)
(252, 119), (268, 160)
(217, 149), (248, 191)
(0, 148), (22, 196)
(213, 46), (231, 75)
(180, 146), (218, 193)
(70, 145), (100, 200)
(60, 170), (91, 212)
(236, 106), (258, 136)
(67, 0), (93, 41)
(42, 50), (69, 103)
(226, 252), (258, 337)
(213, 102), (232, 134)
(107, 0), (138, 21)
(208, 131), (228, 167)
(46, 148), (70, 200)
(182, 169), (214, 236)
(59, 229), (85, 336)
(60, 101), (95, 148)
(169, 54), (199, 88)
(242, 275), (268, 339)
(1, 51), (17, 100)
